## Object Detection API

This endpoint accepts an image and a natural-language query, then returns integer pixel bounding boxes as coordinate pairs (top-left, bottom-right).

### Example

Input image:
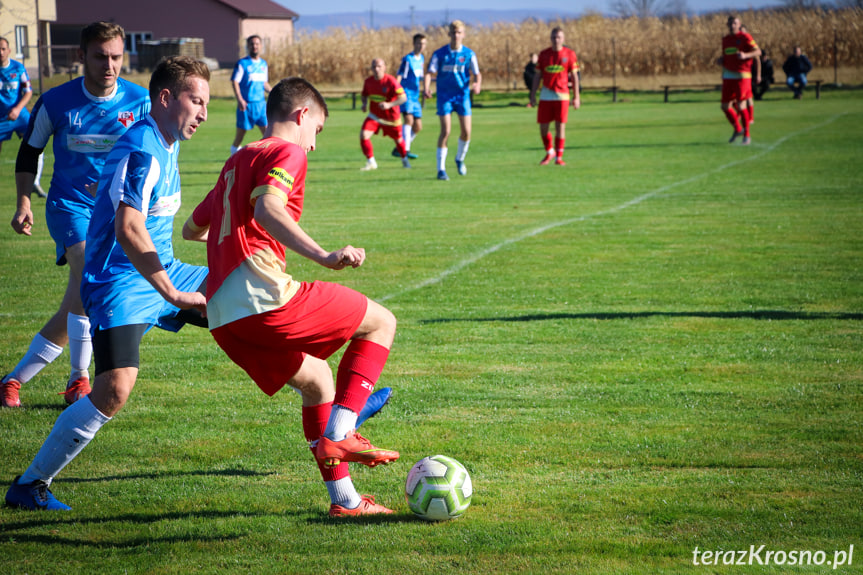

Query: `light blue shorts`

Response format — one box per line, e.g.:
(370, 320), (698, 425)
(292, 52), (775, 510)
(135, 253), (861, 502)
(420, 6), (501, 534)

(237, 100), (267, 130)
(83, 259), (208, 334)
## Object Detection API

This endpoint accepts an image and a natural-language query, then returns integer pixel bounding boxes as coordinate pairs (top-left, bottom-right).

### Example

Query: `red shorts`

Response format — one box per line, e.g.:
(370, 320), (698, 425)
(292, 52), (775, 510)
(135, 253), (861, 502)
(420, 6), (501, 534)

(211, 280), (368, 396)
(537, 100), (570, 124)
(362, 117), (402, 141)
(722, 78), (752, 103)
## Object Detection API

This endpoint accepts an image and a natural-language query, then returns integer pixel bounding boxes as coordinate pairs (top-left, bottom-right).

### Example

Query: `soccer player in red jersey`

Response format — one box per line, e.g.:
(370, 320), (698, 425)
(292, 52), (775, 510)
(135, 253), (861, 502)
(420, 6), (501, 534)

(720, 16), (761, 145)
(360, 58), (409, 171)
(529, 27), (580, 166)
(183, 77), (400, 517)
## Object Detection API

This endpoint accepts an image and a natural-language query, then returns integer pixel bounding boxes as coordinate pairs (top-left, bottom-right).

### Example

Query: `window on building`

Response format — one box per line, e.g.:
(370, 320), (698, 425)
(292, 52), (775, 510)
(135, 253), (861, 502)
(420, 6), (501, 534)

(14, 25), (29, 60)
(125, 32), (153, 55)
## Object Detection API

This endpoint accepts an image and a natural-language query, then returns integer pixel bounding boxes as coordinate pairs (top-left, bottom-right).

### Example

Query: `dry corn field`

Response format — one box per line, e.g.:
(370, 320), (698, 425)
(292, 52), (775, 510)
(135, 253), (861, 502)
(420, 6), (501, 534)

(262, 8), (863, 90)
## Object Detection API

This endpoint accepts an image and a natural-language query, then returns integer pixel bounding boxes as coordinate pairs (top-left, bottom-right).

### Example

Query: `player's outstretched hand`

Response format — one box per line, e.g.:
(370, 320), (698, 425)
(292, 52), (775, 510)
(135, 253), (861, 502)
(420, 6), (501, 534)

(11, 207), (34, 236)
(324, 246), (366, 270)
(171, 290), (208, 316)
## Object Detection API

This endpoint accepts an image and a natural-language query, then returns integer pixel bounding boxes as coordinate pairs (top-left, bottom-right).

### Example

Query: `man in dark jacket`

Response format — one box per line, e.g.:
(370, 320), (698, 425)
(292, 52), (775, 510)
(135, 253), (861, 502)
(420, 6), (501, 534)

(783, 46), (813, 99)
(753, 50), (774, 100)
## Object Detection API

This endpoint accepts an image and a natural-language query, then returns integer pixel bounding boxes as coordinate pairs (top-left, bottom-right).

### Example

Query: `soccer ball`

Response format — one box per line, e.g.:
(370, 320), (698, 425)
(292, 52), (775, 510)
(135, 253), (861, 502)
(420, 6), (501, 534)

(405, 455), (472, 521)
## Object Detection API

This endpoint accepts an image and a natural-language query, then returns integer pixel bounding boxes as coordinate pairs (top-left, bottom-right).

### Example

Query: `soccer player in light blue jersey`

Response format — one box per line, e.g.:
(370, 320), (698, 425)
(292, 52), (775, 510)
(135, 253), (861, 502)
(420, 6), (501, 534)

(0, 37), (45, 197)
(395, 33), (426, 159)
(230, 35), (272, 155)
(5, 56), (211, 511)
(424, 20), (482, 181)
(0, 37), (32, 153)
(2, 22), (150, 410)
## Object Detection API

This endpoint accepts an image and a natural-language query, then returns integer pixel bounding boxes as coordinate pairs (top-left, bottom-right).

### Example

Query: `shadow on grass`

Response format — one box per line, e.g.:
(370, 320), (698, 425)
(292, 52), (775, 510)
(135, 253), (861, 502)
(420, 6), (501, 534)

(52, 468), (276, 484)
(421, 310), (863, 324)
(0, 509), (268, 546)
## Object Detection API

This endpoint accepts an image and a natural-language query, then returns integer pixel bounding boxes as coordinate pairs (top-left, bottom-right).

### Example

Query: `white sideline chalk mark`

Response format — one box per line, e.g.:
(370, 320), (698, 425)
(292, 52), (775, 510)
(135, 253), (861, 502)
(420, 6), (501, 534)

(378, 114), (845, 303)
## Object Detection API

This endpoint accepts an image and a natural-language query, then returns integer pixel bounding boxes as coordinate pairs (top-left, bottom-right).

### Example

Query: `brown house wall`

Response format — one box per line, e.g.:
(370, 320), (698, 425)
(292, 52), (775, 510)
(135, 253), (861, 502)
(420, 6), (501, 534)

(55, 0), (275, 66)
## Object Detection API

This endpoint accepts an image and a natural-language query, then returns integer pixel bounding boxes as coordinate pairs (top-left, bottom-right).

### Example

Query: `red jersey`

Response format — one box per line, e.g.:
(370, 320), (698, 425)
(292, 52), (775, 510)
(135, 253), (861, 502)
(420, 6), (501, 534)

(362, 74), (404, 125)
(537, 46), (578, 101)
(189, 138), (307, 328)
(722, 32), (759, 79)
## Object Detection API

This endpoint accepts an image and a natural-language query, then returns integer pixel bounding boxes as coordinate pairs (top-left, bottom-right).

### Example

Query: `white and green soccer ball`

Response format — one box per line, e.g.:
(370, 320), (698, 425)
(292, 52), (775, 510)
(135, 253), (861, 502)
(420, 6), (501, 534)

(405, 455), (472, 521)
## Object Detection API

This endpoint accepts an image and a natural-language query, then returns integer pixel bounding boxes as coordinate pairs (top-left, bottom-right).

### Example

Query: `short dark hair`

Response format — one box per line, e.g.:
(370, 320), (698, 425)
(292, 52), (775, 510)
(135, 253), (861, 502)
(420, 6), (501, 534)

(149, 56), (210, 102)
(0, 37), (9, 48)
(247, 35), (262, 45)
(80, 21), (125, 53)
(267, 77), (328, 123)
(551, 27), (564, 36)
(413, 33), (426, 43)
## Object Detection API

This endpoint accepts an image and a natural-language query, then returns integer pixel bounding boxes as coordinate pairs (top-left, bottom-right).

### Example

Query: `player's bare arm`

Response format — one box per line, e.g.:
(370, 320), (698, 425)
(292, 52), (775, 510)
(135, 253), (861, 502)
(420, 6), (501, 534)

(472, 72), (482, 95)
(253, 193), (364, 270)
(11, 172), (37, 235)
(571, 71), (581, 109)
(182, 215), (209, 242)
(8, 90), (31, 121)
(423, 73), (434, 100)
(232, 81), (247, 111)
(116, 203), (207, 313)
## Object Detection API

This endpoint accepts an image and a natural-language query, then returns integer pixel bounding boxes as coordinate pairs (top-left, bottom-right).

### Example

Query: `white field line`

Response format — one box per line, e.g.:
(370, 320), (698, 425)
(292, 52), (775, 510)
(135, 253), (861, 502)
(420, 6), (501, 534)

(378, 114), (845, 303)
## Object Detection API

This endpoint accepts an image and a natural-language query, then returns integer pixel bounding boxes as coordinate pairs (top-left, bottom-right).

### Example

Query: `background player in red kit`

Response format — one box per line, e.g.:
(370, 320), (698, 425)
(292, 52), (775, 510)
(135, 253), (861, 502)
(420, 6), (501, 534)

(720, 15), (761, 145)
(184, 77), (400, 517)
(529, 27), (579, 166)
(359, 58), (409, 171)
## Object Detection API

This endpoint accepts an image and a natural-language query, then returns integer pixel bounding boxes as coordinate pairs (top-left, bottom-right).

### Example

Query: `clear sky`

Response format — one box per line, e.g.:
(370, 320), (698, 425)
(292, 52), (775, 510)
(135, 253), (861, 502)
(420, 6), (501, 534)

(294, 0), (781, 16)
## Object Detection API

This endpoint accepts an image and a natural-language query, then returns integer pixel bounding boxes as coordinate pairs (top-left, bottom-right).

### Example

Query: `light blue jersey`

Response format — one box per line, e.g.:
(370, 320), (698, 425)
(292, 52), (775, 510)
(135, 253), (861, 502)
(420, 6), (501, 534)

(0, 59), (32, 142)
(398, 52), (425, 93)
(0, 59), (31, 116)
(231, 56), (269, 103)
(82, 115), (207, 333)
(24, 77), (150, 206)
(428, 44), (479, 99)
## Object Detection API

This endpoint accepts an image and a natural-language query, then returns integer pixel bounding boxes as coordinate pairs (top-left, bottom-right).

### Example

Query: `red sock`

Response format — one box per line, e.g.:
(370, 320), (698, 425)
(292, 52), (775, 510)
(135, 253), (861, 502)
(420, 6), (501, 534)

(748, 104), (754, 122)
(723, 108), (742, 132)
(555, 137), (565, 159)
(395, 137), (407, 158)
(542, 133), (553, 153)
(334, 339), (389, 413)
(741, 107), (752, 136)
(360, 138), (374, 159)
(303, 402), (349, 481)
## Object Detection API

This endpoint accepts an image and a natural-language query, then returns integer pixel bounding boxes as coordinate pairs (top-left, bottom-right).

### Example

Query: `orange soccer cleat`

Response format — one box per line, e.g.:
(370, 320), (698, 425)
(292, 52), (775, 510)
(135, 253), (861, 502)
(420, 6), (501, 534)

(316, 430), (399, 468)
(329, 494), (394, 517)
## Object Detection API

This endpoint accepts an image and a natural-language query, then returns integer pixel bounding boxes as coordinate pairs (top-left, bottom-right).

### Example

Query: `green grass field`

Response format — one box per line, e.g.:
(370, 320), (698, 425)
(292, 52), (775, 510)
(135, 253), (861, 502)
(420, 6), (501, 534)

(1, 87), (861, 574)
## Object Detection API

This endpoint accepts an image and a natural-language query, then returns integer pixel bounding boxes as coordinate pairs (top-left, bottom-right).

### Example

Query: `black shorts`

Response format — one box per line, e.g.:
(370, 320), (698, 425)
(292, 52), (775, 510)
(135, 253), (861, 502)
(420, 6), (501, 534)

(93, 324), (148, 375)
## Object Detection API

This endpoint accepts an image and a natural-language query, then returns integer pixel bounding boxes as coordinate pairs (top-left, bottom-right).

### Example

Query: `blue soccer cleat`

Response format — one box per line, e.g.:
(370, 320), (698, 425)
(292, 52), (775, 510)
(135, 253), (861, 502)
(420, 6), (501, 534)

(455, 160), (467, 176)
(356, 387), (393, 429)
(437, 170), (449, 181)
(6, 476), (71, 511)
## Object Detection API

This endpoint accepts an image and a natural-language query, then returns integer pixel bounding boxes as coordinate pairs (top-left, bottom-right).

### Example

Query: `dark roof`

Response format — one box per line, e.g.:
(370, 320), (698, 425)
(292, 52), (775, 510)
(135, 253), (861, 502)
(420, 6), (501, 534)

(215, 0), (298, 19)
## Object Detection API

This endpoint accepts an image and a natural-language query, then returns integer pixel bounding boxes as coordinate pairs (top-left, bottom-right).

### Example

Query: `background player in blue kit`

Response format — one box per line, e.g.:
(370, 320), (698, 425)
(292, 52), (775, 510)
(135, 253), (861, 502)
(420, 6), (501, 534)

(230, 35), (272, 155)
(2, 22), (150, 409)
(0, 37), (45, 197)
(423, 20), (482, 181)
(5, 56), (211, 511)
(395, 33), (426, 160)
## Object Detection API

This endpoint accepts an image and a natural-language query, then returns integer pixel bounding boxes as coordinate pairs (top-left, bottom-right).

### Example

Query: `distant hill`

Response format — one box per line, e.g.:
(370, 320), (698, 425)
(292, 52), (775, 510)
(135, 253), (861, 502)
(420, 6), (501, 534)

(290, 9), (581, 32)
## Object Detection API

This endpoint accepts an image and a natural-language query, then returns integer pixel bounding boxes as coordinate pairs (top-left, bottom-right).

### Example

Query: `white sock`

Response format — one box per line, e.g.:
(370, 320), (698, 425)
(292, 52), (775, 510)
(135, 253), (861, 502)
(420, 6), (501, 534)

(19, 395), (111, 485)
(230, 145), (239, 155)
(456, 139), (470, 162)
(5, 333), (63, 384)
(35, 154), (44, 187)
(403, 125), (413, 150)
(410, 132), (417, 144)
(437, 147), (447, 172)
(67, 313), (92, 383)
(326, 476), (362, 508)
(323, 404), (358, 442)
